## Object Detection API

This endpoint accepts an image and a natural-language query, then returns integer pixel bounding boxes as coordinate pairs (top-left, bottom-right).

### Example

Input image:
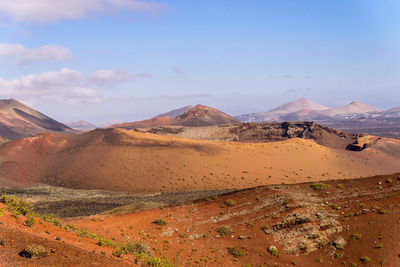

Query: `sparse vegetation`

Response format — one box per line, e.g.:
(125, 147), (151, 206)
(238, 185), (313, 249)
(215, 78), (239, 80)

(227, 246), (243, 257)
(336, 183), (344, 189)
(224, 199), (237, 207)
(24, 214), (37, 227)
(152, 219), (168, 226)
(385, 178), (393, 184)
(267, 245), (278, 256)
(378, 209), (387, 214)
(310, 182), (329, 190)
(360, 256), (371, 263)
(216, 225), (234, 236)
(375, 243), (383, 249)
(350, 233), (362, 241)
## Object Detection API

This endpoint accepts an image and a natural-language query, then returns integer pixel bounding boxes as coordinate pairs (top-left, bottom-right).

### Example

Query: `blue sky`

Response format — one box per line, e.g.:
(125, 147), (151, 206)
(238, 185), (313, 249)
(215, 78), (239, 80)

(0, 0), (399, 124)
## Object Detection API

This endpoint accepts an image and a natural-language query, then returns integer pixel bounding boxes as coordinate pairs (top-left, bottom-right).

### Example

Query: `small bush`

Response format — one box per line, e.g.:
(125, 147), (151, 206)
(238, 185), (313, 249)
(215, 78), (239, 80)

(64, 224), (78, 232)
(97, 237), (118, 248)
(336, 183), (344, 189)
(360, 256), (371, 263)
(315, 257), (324, 263)
(216, 225), (234, 236)
(39, 214), (62, 227)
(267, 245), (278, 256)
(350, 233), (361, 241)
(0, 208), (4, 216)
(375, 243), (383, 249)
(24, 214), (37, 227)
(385, 178), (393, 184)
(310, 182), (329, 190)
(112, 247), (125, 257)
(225, 199), (236, 207)
(344, 212), (354, 218)
(378, 209), (387, 214)
(350, 263), (358, 267)
(331, 203), (340, 210)
(152, 219), (167, 226)
(227, 246), (243, 257)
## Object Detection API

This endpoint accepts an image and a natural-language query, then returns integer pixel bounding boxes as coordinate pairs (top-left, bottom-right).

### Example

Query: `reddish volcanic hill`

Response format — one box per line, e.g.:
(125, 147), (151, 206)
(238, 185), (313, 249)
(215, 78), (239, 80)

(0, 99), (77, 141)
(111, 104), (240, 129)
(0, 128), (399, 193)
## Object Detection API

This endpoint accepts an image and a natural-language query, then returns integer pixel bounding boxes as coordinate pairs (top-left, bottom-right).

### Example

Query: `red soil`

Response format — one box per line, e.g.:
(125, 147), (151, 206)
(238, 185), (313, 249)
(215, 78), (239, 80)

(0, 129), (399, 193)
(70, 173), (400, 266)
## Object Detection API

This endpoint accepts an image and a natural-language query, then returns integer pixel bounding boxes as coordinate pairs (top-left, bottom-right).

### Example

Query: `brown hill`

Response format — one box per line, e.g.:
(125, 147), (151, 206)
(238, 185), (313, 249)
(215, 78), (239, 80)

(111, 104), (240, 129)
(0, 128), (399, 193)
(71, 173), (400, 266)
(0, 99), (77, 141)
(140, 121), (371, 150)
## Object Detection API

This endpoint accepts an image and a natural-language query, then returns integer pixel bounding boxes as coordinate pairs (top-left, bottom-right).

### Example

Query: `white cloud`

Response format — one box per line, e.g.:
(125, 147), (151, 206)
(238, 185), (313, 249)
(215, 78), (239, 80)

(0, 0), (166, 24)
(91, 69), (133, 84)
(0, 68), (148, 105)
(0, 43), (73, 65)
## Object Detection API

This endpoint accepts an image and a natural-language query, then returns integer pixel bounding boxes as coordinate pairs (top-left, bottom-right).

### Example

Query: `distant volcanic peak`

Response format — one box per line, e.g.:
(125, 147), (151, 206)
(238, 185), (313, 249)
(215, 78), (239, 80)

(325, 101), (382, 116)
(385, 106), (400, 113)
(269, 98), (329, 114)
(177, 104), (213, 119)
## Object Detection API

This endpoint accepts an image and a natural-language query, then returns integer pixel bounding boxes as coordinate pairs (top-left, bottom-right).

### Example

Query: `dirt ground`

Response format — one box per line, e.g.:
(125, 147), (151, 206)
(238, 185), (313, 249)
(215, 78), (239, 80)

(0, 129), (399, 194)
(68, 173), (400, 267)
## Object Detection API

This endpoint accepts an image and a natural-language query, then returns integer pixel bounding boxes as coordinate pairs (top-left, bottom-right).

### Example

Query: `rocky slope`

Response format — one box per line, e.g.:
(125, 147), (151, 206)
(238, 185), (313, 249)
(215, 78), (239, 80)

(0, 99), (76, 141)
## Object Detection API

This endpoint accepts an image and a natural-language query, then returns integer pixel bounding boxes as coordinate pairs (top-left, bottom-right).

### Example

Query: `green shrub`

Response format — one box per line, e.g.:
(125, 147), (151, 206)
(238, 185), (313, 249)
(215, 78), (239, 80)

(0, 194), (31, 216)
(331, 203), (340, 210)
(378, 209), (387, 214)
(24, 214), (37, 227)
(0, 208), (3, 216)
(64, 224), (78, 232)
(385, 178), (393, 184)
(97, 237), (118, 248)
(152, 219), (167, 226)
(39, 214), (62, 227)
(344, 212), (354, 218)
(336, 183), (344, 189)
(310, 182), (329, 190)
(225, 199), (237, 207)
(227, 246), (243, 257)
(216, 225), (234, 236)
(267, 245), (278, 256)
(145, 256), (174, 267)
(360, 256), (371, 263)
(375, 243), (383, 249)
(112, 247), (125, 257)
(350, 233), (361, 241)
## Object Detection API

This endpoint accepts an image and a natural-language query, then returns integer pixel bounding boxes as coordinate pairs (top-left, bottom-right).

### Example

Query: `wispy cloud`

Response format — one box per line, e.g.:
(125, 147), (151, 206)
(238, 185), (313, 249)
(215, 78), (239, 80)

(0, 43), (73, 65)
(0, 68), (149, 105)
(0, 0), (167, 24)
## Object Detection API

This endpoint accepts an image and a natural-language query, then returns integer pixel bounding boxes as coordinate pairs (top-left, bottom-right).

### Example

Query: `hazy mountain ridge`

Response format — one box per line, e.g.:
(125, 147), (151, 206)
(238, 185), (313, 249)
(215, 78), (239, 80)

(236, 98), (397, 122)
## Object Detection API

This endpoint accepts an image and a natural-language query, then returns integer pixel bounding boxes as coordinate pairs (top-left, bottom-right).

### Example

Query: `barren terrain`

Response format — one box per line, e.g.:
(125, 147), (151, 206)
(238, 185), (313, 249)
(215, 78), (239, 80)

(0, 128), (399, 193)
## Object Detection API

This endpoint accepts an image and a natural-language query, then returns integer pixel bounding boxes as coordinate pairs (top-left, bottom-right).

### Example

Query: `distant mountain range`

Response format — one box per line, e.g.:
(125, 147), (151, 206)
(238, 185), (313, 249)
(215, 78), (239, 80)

(0, 99), (76, 142)
(66, 120), (98, 132)
(110, 104), (239, 129)
(236, 98), (396, 122)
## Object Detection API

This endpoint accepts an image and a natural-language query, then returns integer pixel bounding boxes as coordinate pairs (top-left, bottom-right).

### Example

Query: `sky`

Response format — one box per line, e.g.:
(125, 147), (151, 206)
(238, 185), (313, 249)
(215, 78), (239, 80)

(0, 0), (399, 124)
